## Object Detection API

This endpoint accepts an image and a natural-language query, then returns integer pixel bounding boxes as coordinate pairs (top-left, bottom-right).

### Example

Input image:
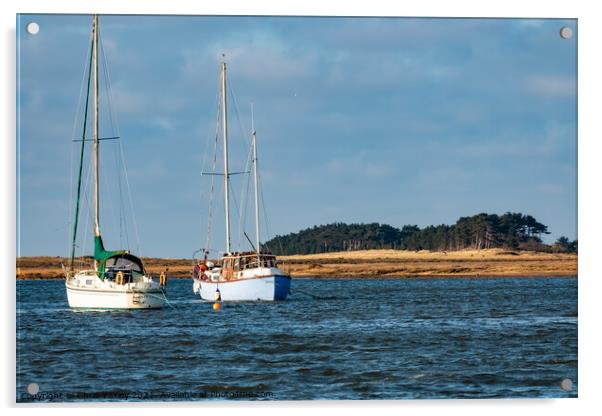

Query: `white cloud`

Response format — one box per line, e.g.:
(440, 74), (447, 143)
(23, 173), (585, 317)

(178, 30), (317, 93)
(517, 19), (546, 28)
(451, 122), (575, 159)
(537, 184), (566, 195)
(151, 117), (174, 131)
(525, 74), (575, 98)
(325, 154), (394, 178)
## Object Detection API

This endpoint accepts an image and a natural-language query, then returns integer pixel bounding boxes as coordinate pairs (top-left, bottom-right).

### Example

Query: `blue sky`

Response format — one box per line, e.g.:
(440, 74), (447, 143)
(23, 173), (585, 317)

(16, 15), (577, 257)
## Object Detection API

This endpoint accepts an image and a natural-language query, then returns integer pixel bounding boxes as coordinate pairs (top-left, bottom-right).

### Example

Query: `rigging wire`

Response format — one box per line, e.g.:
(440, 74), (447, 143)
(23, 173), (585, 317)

(228, 174), (243, 252)
(99, 148), (118, 247)
(204, 123), (220, 257)
(237, 145), (253, 252)
(199, 71), (222, 197)
(119, 141), (142, 256)
(227, 76), (250, 146)
(98, 28), (119, 144)
(99, 25), (141, 255)
(79, 153), (94, 268)
(258, 170), (274, 252)
(114, 141), (129, 249)
(227, 72), (256, 251)
(94, 35), (120, 253)
(99, 32), (128, 249)
(69, 34), (95, 270)
(67, 29), (93, 261)
(202, 73), (223, 259)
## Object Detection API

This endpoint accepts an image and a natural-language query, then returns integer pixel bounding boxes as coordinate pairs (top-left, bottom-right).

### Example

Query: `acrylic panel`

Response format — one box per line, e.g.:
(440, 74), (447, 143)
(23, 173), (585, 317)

(16, 14), (577, 402)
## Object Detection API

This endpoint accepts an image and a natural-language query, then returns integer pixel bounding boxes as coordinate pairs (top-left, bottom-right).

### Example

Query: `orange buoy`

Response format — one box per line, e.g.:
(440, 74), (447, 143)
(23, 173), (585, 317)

(212, 302), (221, 311)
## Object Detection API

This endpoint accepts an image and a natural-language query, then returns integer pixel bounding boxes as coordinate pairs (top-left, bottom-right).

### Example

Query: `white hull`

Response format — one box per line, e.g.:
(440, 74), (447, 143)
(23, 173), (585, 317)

(66, 271), (166, 309)
(194, 269), (291, 301)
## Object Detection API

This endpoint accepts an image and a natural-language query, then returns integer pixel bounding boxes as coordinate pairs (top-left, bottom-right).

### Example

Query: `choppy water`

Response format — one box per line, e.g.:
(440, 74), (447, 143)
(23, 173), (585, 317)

(16, 277), (577, 401)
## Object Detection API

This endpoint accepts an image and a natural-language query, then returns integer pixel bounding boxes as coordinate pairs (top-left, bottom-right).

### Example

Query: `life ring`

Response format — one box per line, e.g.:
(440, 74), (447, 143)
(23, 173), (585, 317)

(116, 271), (124, 285)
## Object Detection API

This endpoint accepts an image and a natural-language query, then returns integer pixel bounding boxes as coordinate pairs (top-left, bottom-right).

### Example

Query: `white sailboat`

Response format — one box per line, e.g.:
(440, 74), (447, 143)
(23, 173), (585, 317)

(64, 15), (167, 309)
(192, 59), (292, 301)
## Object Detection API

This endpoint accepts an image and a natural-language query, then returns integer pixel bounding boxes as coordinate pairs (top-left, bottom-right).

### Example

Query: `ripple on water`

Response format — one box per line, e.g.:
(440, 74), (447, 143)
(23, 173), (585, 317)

(16, 277), (578, 401)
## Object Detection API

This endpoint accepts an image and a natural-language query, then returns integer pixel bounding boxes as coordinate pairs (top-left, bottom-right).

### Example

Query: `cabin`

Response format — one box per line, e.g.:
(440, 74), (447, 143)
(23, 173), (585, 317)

(220, 252), (277, 280)
(104, 254), (146, 283)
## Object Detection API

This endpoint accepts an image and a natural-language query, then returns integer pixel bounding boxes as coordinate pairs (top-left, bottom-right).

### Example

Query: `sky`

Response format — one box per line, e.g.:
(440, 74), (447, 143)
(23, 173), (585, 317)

(16, 14), (577, 258)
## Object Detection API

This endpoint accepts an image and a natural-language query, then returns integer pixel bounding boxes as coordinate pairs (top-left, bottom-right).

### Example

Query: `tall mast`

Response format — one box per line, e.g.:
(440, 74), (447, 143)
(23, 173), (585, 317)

(251, 105), (260, 255)
(92, 15), (101, 241)
(221, 58), (231, 254)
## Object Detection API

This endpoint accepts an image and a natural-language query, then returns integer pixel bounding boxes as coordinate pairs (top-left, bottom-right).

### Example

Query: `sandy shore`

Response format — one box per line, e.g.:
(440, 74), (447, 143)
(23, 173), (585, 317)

(16, 249), (577, 279)
(279, 249), (577, 278)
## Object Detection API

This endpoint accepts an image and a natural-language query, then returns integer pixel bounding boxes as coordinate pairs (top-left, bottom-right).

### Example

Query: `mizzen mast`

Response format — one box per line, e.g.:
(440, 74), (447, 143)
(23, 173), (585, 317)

(251, 104), (261, 257)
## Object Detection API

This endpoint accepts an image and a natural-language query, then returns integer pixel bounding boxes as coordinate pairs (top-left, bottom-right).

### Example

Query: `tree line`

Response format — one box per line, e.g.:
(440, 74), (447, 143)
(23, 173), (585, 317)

(263, 212), (577, 255)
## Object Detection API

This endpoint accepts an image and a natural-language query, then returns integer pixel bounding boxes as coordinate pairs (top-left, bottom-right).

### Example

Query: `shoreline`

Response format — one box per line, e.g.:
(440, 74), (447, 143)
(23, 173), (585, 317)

(17, 274), (577, 281)
(16, 249), (577, 280)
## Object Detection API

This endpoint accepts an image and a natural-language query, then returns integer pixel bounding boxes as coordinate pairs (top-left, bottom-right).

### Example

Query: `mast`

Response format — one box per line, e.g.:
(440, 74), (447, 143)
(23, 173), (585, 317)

(251, 105), (260, 256)
(92, 15), (101, 265)
(221, 58), (231, 254)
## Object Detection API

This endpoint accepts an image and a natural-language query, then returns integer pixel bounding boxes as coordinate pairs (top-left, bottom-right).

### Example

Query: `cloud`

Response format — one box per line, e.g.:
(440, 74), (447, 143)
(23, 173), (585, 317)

(537, 184), (566, 195)
(517, 19), (546, 28)
(178, 29), (317, 94)
(151, 117), (174, 131)
(325, 154), (394, 178)
(17, 15), (578, 256)
(525, 74), (575, 98)
(109, 85), (150, 115)
(452, 123), (574, 159)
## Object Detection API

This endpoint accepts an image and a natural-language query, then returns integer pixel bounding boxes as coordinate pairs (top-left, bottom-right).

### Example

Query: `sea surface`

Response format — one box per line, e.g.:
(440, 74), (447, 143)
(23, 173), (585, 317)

(16, 277), (577, 401)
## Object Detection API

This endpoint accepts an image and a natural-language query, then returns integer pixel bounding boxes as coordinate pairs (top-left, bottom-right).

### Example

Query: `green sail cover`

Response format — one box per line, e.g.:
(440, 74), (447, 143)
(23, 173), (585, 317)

(94, 235), (128, 279)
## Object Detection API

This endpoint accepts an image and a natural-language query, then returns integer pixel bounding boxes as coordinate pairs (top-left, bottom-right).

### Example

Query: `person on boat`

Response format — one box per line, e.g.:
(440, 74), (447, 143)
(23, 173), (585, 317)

(199, 260), (209, 280)
(193, 262), (201, 280)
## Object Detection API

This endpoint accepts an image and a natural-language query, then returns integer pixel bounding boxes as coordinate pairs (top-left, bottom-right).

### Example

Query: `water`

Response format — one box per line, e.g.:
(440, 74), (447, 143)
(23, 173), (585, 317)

(16, 277), (577, 401)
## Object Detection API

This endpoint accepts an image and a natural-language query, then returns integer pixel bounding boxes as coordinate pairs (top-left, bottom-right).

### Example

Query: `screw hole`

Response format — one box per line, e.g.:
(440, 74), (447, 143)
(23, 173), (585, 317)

(560, 26), (573, 39)
(26, 22), (40, 35)
(560, 378), (573, 391)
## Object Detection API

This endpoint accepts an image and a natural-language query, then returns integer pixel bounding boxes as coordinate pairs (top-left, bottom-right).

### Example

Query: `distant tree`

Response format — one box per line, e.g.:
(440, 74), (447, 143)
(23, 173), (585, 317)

(556, 236), (570, 245)
(554, 236), (578, 253)
(265, 222), (402, 255)
(264, 212), (554, 255)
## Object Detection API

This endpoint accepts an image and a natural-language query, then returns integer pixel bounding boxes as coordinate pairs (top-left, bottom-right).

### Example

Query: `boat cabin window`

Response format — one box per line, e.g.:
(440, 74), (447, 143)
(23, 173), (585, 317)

(260, 256), (275, 268)
(105, 255), (144, 280)
(242, 255), (275, 269)
(222, 254), (277, 271)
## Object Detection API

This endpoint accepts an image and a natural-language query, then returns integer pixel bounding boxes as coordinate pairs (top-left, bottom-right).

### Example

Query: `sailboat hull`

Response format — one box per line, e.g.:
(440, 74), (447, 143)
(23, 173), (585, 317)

(196, 274), (291, 301)
(66, 286), (166, 309)
(66, 273), (166, 309)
